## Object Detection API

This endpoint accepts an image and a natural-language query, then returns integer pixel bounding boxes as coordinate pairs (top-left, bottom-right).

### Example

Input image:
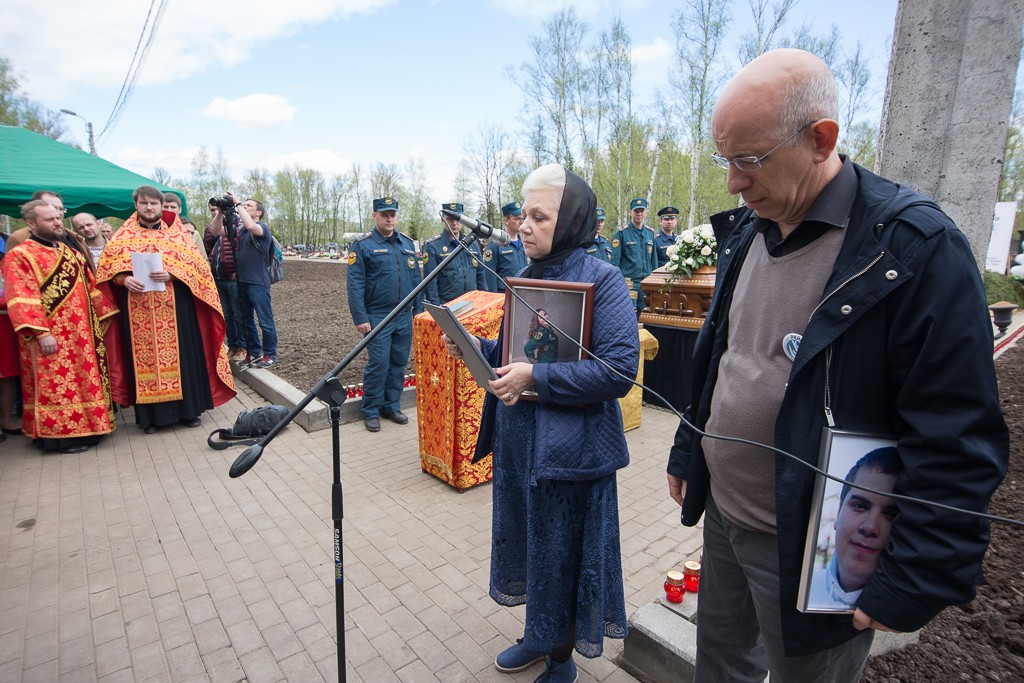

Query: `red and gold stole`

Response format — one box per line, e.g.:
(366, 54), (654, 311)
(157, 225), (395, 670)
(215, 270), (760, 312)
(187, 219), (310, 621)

(96, 213), (234, 405)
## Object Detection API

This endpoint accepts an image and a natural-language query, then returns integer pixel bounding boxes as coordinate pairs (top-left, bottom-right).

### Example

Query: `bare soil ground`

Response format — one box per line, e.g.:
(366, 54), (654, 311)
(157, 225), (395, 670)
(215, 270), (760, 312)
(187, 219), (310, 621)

(273, 259), (1024, 680)
(271, 258), (412, 392)
(863, 343), (1024, 682)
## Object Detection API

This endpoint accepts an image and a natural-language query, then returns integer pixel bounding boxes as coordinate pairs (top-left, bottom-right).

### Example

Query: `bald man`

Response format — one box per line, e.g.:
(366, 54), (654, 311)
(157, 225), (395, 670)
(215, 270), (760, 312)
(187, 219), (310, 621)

(665, 49), (1007, 681)
(71, 212), (107, 264)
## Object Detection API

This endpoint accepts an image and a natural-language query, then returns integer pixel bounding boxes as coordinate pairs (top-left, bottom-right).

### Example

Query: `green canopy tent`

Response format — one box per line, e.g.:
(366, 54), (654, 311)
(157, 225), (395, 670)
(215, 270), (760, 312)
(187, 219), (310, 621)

(0, 125), (186, 218)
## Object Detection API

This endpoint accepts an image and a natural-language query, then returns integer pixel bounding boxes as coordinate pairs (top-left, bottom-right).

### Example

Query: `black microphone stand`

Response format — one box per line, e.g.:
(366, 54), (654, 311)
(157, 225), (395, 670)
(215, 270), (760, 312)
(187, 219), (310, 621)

(228, 229), (483, 683)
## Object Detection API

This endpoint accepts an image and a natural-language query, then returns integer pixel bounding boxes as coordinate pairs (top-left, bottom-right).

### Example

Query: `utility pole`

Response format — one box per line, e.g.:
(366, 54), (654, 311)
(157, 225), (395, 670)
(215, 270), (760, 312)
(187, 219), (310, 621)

(59, 108), (97, 156)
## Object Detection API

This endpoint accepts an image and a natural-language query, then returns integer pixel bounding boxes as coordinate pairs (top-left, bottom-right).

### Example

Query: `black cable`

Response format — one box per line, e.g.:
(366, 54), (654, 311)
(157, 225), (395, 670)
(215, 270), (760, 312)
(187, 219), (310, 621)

(471, 252), (1023, 529)
(97, 0), (169, 142)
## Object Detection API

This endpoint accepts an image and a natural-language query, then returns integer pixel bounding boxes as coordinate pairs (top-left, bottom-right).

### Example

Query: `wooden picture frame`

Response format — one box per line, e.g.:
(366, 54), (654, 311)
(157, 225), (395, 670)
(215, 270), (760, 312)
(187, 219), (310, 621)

(797, 428), (900, 614)
(501, 278), (595, 399)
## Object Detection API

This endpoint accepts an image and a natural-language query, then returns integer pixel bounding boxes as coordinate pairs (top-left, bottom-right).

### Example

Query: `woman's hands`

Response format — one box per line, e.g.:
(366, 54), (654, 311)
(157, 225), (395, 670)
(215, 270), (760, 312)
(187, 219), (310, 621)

(441, 333), (475, 360)
(489, 362), (534, 406)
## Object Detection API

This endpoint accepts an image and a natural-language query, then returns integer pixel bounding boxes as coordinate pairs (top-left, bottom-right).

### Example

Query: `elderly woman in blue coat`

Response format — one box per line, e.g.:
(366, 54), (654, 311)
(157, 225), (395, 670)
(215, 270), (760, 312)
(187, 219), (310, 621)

(445, 163), (639, 682)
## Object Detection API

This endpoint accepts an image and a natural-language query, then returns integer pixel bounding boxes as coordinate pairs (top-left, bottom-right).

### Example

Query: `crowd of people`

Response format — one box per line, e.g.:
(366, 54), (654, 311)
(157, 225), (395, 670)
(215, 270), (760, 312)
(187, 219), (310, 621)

(0, 184), (286, 451)
(0, 46), (1013, 683)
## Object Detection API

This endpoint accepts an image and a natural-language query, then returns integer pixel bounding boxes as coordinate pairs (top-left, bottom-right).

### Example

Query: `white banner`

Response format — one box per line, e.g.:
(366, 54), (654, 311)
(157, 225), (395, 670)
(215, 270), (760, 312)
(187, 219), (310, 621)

(986, 201), (1018, 273)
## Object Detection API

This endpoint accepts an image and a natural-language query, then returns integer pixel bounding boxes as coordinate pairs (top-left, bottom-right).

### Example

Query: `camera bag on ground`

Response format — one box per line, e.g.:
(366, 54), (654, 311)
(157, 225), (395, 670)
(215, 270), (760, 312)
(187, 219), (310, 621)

(207, 404), (288, 449)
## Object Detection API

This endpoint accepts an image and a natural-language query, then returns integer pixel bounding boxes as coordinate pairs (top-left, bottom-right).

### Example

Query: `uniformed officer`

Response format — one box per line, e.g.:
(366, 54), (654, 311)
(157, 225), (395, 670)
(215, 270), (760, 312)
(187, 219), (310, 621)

(422, 202), (488, 305)
(585, 207), (613, 262)
(653, 205), (679, 268)
(611, 197), (656, 312)
(483, 200), (529, 291)
(346, 196), (422, 432)
(523, 309), (559, 363)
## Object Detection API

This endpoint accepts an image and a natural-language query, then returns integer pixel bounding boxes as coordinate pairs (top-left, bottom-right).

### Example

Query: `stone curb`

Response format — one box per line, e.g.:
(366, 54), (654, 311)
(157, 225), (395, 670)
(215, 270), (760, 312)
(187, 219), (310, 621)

(620, 581), (919, 683)
(230, 362), (416, 432)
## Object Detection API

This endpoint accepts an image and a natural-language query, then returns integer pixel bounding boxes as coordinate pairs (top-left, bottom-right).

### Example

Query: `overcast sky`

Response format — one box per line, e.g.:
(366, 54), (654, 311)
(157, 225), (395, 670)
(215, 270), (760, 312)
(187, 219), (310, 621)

(1, 0), (898, 200)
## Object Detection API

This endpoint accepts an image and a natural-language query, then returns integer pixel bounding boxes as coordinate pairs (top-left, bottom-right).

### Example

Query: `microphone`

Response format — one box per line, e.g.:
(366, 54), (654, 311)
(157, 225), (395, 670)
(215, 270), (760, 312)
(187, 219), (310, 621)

(441, 209), (512, 246)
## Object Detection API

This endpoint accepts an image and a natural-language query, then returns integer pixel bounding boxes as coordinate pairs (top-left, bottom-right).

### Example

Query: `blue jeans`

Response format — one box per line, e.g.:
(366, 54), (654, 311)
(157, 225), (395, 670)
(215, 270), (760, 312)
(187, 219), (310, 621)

(215, 278), (244, 350)
(361, 312), (412, 419)
(238, 282), (278, 358)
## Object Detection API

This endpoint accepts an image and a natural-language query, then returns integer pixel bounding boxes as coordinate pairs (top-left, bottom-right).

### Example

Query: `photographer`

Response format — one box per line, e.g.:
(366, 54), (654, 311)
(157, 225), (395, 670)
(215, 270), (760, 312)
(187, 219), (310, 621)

(210, 192), (278, 368)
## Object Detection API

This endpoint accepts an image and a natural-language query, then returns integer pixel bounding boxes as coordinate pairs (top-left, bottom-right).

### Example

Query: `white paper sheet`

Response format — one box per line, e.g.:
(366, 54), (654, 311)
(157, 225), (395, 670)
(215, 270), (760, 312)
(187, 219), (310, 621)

(130, 252), (166, 292)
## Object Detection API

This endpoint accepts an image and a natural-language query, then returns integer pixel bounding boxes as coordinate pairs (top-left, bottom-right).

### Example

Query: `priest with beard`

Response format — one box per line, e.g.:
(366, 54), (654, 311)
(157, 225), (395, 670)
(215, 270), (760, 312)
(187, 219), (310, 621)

(2, 199), (118, 452)
(97, 185), (235, 434)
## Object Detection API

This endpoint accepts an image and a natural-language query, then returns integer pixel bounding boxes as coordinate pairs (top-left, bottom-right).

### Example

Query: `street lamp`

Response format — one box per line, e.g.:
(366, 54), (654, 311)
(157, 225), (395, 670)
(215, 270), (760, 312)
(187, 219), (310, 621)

(59, 109), (96, 156)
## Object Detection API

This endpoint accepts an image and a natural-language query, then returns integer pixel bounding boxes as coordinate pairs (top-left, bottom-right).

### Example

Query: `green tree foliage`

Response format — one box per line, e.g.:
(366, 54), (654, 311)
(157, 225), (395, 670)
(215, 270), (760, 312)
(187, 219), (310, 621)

(0, 56), (69, 142)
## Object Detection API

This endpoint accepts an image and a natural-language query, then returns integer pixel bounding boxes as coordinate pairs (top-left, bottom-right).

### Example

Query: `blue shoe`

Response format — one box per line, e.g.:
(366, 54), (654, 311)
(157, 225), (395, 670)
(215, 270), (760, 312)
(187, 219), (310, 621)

(494, 639), (547, 673)
(534, 655), (577, 683)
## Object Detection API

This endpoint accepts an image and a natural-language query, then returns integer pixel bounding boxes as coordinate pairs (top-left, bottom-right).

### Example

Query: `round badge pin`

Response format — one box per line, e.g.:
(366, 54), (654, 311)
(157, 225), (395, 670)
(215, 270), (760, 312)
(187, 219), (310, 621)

(782, 333), (801, 361)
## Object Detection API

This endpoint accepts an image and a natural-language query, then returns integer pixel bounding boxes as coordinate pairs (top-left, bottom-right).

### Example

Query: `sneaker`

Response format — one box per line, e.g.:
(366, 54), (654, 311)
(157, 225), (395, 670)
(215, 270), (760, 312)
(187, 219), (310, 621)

(495, 639), (547, 673)
(243, 353), (261, 366)
(534, 656), (577, 683)
(381, 411), (409, 425)
(253, 355), (276, 368)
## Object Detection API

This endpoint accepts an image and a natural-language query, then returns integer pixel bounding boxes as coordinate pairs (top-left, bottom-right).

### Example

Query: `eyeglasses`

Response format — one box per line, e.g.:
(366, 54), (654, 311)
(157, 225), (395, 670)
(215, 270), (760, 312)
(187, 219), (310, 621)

(711, 121), (815, 172)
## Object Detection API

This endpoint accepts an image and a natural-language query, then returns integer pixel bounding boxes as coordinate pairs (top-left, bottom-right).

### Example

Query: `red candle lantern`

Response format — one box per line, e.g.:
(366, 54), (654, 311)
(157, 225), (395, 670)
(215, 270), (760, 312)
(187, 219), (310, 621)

(664, 570), (685, 603)
(683, 561), (701, 592)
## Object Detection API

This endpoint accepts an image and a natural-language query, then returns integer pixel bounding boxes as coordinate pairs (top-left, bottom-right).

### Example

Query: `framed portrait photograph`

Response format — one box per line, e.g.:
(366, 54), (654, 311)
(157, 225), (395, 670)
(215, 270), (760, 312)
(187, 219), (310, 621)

(501, 278), (595, 399)
(797, 428), (901, 614)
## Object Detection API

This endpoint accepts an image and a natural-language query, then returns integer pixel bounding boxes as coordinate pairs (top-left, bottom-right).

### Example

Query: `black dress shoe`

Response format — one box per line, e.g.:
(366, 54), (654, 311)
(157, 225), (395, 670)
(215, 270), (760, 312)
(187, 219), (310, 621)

(381, 411), (409, 425)
(181, 417), (202, 428)
(58, 444), (90, 454)
(364, 417), (381, 432)
(143, 425), (159, 435)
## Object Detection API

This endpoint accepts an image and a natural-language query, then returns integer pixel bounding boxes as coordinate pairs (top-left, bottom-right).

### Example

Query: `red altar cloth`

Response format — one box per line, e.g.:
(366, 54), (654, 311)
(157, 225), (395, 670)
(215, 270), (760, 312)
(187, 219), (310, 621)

(414, 291), (503, 490)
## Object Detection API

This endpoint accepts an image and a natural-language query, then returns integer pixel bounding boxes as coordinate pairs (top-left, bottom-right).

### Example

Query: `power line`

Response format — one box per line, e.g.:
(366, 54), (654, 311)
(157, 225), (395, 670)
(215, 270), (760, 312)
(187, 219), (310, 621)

(96, 0), (169, 143)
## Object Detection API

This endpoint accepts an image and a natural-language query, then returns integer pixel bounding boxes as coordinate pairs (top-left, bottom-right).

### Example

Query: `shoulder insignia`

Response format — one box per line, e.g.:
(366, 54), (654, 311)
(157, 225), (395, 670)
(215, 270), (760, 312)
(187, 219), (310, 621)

(483, 249), (492, 262)
(612, 239), (620, 248)
(356, 232), (372, 242)
(348, 252), (357, 265)
(407, 257), (416, 269)
(420, 254), (429, 266)
(534, 331), (543, 340)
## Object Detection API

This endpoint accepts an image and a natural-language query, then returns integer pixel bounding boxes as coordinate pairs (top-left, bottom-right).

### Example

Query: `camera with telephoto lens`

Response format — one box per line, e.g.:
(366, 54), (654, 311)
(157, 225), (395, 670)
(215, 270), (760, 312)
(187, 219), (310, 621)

(210, 195), (240, 240)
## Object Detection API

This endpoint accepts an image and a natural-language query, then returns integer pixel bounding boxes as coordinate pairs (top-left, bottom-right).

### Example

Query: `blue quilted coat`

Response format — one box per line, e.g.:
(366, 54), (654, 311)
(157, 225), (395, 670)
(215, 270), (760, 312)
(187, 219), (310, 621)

(474, 248), (639, 480)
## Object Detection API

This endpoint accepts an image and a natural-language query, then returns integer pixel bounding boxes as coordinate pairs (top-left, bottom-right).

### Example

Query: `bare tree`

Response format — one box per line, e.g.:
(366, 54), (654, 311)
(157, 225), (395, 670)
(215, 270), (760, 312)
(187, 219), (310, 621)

(835, 41), (873, 157)
(598, 16), (635, 222)
(782, 23), (841, 68)
(462, 123), (517, 225)
(370, 162), (402, 199)
(673, 0), (731, 229)
(738, 0), (797, 65)
(152, 167), (172, 185)
(241, 167), (272, 203)
(508, 7), (591, 172)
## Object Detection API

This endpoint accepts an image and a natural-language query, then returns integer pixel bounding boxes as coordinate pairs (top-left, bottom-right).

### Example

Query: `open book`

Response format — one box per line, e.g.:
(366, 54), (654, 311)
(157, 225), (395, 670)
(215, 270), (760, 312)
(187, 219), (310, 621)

(424, 302), (498, 390)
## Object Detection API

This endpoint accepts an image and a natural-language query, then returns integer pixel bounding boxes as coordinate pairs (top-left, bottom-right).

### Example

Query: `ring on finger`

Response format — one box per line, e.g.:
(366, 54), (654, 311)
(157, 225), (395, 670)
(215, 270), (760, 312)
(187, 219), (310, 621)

(505, 393), (513, 402)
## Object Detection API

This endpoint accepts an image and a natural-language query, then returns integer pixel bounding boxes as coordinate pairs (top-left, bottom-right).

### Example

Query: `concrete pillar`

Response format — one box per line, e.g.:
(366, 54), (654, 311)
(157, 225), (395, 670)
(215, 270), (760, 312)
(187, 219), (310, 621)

(876, 0), (1024, 267)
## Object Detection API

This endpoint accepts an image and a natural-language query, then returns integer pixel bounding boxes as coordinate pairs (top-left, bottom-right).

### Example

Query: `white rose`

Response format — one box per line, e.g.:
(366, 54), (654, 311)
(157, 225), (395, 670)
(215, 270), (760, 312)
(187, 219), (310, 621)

(681, 230), (695, 244)
(700, 226), (714, 240)
(666, 244), (679, 257)
(685, 257), (696, 266)
(701, 246), (712, 256)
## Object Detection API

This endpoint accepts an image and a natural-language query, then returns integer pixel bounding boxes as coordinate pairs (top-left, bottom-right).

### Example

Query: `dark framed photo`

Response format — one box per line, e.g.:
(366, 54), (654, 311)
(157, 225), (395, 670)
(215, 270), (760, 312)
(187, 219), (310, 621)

(501, 278), (595, 398)
(797, 428), (901, 614)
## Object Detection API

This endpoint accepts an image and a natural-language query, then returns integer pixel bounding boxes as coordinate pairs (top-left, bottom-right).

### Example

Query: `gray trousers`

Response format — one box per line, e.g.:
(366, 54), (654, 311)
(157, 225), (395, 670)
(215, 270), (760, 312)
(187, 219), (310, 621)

(695, 494), (874, 683)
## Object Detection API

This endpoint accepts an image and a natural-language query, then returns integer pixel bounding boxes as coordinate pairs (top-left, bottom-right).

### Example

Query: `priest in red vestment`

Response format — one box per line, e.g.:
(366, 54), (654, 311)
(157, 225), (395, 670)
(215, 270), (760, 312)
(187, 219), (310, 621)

(1, 200), (118, 453)
(97, 186), (235, 433)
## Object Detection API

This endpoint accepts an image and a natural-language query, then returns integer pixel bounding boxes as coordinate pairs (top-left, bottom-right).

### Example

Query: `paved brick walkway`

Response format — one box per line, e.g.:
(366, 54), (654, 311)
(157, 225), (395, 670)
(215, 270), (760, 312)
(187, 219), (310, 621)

(0, 386), (701, 682)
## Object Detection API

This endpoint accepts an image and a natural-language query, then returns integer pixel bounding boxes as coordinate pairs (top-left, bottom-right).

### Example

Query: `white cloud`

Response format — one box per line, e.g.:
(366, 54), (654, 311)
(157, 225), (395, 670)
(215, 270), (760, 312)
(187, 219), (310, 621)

(202, 94), (297, 126)
(633, 36), (673, 87)
(0, 0), (396, 101)
(489, 0), (606, 18)
(113, 145), (200, 179)
(259, 149), (353, 175)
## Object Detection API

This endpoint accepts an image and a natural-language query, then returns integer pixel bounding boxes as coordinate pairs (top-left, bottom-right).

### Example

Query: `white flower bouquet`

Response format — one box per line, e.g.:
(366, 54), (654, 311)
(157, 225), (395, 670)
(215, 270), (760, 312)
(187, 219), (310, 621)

(665, 224), (717, 278)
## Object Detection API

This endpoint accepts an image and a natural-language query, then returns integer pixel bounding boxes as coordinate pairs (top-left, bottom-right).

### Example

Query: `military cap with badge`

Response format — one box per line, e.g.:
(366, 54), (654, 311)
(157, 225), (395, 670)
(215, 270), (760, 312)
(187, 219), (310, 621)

(501, 201), (522, 217)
